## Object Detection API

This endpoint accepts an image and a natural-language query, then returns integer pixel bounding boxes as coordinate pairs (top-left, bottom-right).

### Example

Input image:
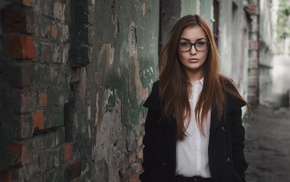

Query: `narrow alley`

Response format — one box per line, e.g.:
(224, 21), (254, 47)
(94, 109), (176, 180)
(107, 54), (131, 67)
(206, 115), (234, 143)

(1, 0), (290, 181)
(245, 105), (290, 182)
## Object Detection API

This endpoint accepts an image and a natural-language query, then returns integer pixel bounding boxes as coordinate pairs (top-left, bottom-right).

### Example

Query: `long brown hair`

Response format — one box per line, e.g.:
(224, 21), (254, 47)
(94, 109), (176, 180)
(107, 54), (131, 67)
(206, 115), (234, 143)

(158, 14), (248, 140)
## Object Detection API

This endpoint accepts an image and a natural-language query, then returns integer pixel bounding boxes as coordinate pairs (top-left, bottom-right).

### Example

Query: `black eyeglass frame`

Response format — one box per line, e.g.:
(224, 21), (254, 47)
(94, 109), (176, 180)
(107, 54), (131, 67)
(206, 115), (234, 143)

(178, 41), (210, 52)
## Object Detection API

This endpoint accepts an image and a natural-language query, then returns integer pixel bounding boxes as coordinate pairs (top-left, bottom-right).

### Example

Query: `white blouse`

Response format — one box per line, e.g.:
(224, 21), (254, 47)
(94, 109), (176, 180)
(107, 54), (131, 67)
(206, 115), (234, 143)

(176, 78), (211, 177)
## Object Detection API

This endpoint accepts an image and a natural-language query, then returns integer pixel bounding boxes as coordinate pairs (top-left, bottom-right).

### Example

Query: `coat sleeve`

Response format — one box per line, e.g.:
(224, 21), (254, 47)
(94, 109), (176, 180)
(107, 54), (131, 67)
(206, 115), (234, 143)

(139, 81), (162, 182)
(229, 105), (248, 182)
(224, 78), (248, 182)
(139, 108), (160, 181)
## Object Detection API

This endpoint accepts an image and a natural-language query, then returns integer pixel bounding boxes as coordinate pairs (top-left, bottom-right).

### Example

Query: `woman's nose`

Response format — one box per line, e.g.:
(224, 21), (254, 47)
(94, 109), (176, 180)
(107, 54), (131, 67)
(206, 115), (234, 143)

(190, 45), (197, 54)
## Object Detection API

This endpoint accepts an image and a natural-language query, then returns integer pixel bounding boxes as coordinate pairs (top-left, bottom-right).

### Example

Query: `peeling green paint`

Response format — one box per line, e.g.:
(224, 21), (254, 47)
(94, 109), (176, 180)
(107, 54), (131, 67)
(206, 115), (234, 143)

(200, 0), (212, 23)
(92, 0), (159, 129)
(181, 0), (197, 16)
(78, 1), (160, 180)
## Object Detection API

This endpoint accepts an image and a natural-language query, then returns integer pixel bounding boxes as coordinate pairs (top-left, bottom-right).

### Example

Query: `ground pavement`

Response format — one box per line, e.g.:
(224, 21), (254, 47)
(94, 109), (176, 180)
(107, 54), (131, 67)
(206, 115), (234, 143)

(244, 105), (290, 182)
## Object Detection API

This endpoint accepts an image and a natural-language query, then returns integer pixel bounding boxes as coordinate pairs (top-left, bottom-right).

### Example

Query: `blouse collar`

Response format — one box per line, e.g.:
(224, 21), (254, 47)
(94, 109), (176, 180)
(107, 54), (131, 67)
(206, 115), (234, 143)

(191, 77), (204, 86)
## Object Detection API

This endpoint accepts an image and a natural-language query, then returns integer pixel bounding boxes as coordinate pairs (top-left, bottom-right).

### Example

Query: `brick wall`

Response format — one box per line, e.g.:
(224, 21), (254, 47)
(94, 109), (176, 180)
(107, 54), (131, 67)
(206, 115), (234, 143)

(0, 0), (70, 181)
(248, 2), (260, 106)
(0, 0), (159, 182)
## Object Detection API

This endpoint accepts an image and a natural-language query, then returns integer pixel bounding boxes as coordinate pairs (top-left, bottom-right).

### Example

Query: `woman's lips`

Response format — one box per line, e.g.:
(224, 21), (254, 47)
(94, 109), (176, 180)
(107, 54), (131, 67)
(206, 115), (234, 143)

(189, 58), (198, 62)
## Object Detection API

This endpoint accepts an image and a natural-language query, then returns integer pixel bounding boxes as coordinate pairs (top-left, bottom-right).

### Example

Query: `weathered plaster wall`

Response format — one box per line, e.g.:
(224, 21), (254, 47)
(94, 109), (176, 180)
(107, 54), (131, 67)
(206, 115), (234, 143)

(68, 0), (159, 181)
(218, 0), (251, 103)
(180, 0), (197, 17)
(231, 0), (251, 101)
(259, 0), (274, 105)
(161, 0), (213, 47)
(218, 0), (233, 77)
(199, 0), (213, 23)
(160, 0), (181, 46)
(272, 55), (290, 107)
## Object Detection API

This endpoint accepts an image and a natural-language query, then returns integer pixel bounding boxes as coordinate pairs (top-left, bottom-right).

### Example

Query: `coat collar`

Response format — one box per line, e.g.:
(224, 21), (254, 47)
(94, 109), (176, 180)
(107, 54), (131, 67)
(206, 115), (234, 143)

(144, 80), (246, 134)
(210, 93), (246, 134)
(143, 81), (163, 111)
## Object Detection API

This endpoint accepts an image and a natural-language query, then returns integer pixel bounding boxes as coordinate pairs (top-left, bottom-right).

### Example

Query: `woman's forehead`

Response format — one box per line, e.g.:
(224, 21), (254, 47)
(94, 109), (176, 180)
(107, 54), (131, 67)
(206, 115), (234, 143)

(180, 26), (207, 41)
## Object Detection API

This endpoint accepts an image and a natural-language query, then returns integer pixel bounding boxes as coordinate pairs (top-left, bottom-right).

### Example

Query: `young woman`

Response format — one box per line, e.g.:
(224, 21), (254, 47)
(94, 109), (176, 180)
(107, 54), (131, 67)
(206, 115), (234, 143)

(139, 14), (249, 182)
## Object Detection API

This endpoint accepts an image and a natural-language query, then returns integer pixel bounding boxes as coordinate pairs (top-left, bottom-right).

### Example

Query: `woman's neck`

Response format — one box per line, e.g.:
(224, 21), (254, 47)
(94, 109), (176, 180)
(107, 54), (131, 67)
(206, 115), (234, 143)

(186, 69), (204, 83)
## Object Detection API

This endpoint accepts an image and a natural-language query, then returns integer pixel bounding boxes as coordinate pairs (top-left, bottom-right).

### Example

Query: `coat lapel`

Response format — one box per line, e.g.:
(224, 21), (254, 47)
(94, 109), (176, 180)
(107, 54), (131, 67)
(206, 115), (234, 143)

(210, 92), (246, 136)
(210, 107), (221, 136)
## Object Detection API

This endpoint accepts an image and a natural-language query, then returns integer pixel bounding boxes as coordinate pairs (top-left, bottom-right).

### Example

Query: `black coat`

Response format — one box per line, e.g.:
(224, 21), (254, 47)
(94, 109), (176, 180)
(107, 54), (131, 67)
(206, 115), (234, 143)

(139, 81), (248, 182)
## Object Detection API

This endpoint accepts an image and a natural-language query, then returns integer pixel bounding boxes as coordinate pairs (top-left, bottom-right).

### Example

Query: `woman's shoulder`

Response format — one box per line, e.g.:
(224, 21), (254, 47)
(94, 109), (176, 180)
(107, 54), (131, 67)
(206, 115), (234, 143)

(219, 75), (243, 97)
(219, 75), (247, 112)
(143, 80), (163, 111)
(219, 75), (236, 90)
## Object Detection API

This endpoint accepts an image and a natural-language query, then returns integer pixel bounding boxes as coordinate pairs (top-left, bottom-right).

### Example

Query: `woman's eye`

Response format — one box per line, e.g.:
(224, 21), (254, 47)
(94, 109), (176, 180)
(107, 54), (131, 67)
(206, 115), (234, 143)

(196, 42), (206, 46)
(180, 42), (190, 47)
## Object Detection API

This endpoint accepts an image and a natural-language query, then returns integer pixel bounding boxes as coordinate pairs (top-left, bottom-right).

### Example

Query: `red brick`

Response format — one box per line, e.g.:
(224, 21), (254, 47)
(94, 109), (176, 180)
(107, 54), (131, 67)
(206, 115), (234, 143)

(5, 36), (35, 60)
(51, 67), (55, 77)
(32, 111), (44, 130)
(64, 142), (73, 162)
(7, 144), (22, 163)
(51, 24), (58, 39)
(21, 144), (32, 165)
(39, 92), (47, 106)
(248, 4), (257, 15)
(251, 40), (259, 50)
(8, 143), (32, 165)
(22, 0), (33, 7)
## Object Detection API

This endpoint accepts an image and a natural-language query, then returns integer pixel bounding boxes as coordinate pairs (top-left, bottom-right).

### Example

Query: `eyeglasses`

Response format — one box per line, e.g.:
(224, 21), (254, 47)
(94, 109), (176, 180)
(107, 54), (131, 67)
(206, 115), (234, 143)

(178, 41), (210, 52)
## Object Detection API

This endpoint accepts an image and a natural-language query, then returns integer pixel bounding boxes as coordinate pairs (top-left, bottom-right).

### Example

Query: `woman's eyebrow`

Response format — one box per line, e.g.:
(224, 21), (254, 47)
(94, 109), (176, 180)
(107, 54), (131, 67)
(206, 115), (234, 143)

(196, 38), (207, 41)
(179, 38), (190, 41)
(179, 38), (207, 42)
